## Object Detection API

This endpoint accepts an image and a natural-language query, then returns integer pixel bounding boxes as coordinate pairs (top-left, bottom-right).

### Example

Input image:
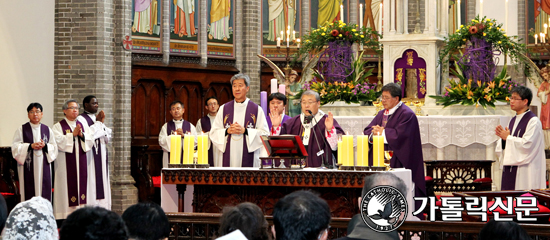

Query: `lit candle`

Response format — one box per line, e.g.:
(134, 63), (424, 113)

(197, 133), (208, 164)
(280, 30), (284, 39)
(279, 84), (286, 95)
(169, 134), (182, 165)
(183, 133), (194, 164)
(260, 91), (268, 118)
(373, 133), (384, 167)
(505, 0), (508, 32)
(276, 37), (281, 47)
(271, 78), (278, 94)
(337, 139), (343, 165)
(359, 4), (363, 29)
(480, 0), (483, 17)
(340, 4), (344, 23)
(542, 33), (546, 43)
(356, 135), (369, 167)
(535, 34), (538, 44)
(342, 135), (354, 166)
(545, 24), (548, 35)
(457, 0), (461, 27)
(296, 38), (301, 48)
(379, 3), (383, 34)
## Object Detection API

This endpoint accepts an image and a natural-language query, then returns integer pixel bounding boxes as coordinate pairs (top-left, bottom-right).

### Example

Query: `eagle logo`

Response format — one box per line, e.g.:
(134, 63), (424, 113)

(360, 186), (408, 233)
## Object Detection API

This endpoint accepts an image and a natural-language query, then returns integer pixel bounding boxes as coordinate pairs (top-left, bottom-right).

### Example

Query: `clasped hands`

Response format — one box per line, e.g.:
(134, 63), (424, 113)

(495, 125), (510, 140)
(227, 122), (246, 135)
(31, 140), (46, 150)
(72, 124), (84, 138)
(371, 125), (385, 135)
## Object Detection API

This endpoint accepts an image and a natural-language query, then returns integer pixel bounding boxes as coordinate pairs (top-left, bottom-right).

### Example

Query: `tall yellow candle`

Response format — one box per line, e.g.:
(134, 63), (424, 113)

(342, 135), (354, 166)
(197, 134), (208, 164)
(356, 135), (369, 167)
(373, 134), (384, 166)
(337, 140), (343, 165)
(169, 134), (182, 165)
(183, 134), (194, 164)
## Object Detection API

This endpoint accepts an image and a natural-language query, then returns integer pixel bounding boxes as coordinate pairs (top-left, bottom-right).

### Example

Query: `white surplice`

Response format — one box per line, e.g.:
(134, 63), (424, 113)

(76, 113), (112, 210)
(210, 99), (269, 167)
(11, 123), (58, 202)
(196, 114), (222, 165)
(495, 111), (546, 190)
(158, 119), (198, 168)
(52, 118), (94, 219)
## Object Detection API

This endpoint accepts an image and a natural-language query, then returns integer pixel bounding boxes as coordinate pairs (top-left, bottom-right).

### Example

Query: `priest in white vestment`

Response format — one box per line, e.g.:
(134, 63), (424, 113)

(77, 95), (112, 210)
(159, 101), (198, 168)
(210, 74), (269, 167)
(196, 96), (221, 166)
(496, 86), (546, 190)
(12, 102), (58, 202)
(52, 100), (95, 219)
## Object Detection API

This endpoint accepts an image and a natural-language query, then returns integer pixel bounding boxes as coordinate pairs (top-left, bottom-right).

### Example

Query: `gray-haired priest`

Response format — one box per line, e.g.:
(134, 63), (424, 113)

(52, 99), (94, 219)
(210, 73), (269, 167)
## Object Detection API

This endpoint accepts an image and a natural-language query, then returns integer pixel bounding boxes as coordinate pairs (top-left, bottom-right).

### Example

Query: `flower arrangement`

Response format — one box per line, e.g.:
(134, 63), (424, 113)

(433, 16), (532, 108)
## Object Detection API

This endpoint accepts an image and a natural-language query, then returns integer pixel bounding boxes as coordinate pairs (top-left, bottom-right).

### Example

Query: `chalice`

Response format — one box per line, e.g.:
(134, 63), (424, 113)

(384, 150), (393, 171)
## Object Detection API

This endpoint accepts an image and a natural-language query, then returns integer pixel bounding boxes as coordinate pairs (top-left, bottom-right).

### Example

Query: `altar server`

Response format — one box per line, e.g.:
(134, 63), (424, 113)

(496, 86), (546, 190)
(210, 73), (269, 167)
(77, 95), (112, 210)
(52, 99), (94, 219)
(159, 100), (198, 168)
(12, 103), (58, 202)
(271, 90), (345, 167)
(267, 92), (291, 134)
(196, 96), (220, 166)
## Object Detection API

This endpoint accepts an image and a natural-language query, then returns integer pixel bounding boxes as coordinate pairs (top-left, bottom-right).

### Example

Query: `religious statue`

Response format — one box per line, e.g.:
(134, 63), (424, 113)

(537, 66), (550, 149)
(286, 70), (302, 117)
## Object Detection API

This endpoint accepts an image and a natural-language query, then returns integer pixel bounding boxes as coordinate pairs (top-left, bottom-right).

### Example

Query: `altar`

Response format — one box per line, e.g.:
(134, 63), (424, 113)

(160, 167), (415, 220)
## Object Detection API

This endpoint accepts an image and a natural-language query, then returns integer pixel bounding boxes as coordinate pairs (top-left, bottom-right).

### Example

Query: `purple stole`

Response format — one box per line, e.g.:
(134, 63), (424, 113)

(200, 116), (214, 166)
(166, 120), (191, 164)
(79, 113), (106, 199)
(59, 119), (88, 206)
(21, 123), (52, 201)
(222, 100), (259, 167)
(501, 111), (537, 190)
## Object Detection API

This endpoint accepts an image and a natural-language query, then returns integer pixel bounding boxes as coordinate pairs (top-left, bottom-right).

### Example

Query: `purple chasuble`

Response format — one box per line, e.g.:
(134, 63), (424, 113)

(79, 113), (106, 199)
(363, 104), (426, 217)
(281, 114), (345, 167)
(222, 100), (259, 167)
(166, 120), (192, 164)
(21, 123), (52, 201)
(501, 111), (537, 190)
(59, 119), (88, 206)
(200, 116), (215, 166)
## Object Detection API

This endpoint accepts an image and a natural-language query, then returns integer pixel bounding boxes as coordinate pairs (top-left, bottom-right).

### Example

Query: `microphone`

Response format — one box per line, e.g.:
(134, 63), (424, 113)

(306, 110), (329, 168)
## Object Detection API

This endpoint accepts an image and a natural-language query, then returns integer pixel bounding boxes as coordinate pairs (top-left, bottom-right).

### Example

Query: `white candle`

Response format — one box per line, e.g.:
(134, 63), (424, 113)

(457, 0), (461, 27)
(276, 37), (281, 47)
(296, 38), (301, 48)
(379, 3), (383, 34)
(480, 0), (483, 17)
(271, 78), (278, 94)
(546, 24), (548, 35)
(280, 31), (284, 39)
(505, 0), (508, 32)
(535, 34), (538, 44)
(287, 38), (290, 47)
(359, 4), (363, 29)
(542, 33), (546, 43)
(340, 4), (344, 22)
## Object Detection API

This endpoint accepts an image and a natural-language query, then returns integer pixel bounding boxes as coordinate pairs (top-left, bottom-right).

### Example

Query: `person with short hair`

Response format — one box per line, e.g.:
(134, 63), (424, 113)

(363, 83), (426, 216)
(77, 95), (112, 210)
(267, 92), (291, 134)
(158, 100), (198, 168)
(272, 190), (330, 240)
(196, 96), (220, 166)
(12, 102), (58, 202)
(52, 99), (94, 219)
(2, 196), (58, 240)
(122, 202), (170, 240)
(478, 219), (530, 240)
(216, 202), (270, 240)
(59, 206), (128, 240)
(496, 86), (546, 190)
(210, 73), (269, 167)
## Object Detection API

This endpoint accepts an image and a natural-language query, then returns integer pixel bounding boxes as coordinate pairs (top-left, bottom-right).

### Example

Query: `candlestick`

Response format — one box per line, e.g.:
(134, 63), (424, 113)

(197, 134), (208, 164)
(480, 0), (483, 17)
(270, 78), (278, 94)
(505, 0), (508, 32)
(356, 135), (369, 166)
(279, 84), (286, 95)
(276, 37), (281, 47)
(169, 134), (182, 165)
(183, 134), (194, 164)
(260, 91), (268, 118)
(340, 4), (344, 23)
(457, 0), (461, 27)
(535, 34), (538, 44)
(342, 135), (353, 166)
(373, 133), (384, 167)
(286, 38), (289, 47)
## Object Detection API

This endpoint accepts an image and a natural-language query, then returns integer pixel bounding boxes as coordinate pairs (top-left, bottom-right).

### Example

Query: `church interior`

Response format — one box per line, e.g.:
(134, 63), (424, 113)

(3, 0), (550, 239)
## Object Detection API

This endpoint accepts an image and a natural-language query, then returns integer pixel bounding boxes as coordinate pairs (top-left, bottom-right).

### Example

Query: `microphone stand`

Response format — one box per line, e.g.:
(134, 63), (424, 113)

(307, 110), (331, 169)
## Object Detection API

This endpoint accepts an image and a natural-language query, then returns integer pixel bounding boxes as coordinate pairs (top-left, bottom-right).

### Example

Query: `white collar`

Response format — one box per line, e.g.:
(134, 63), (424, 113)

(384, 102), (403, 116)
(29, 122), (41, 128)
(235, 98), (249, 104)
(173, 119), (184, 122)
(64, 118), (76, 124)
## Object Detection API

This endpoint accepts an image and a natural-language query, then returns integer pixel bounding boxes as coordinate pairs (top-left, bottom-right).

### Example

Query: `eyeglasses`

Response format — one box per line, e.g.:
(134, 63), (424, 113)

(171, 107), (183, 111)
(510, 97), (523, 101)
(380, 96), (394, 101)
(66, 107), (79, 110)
(301, 101), (318, 106)
(28, 111), (42, 114)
